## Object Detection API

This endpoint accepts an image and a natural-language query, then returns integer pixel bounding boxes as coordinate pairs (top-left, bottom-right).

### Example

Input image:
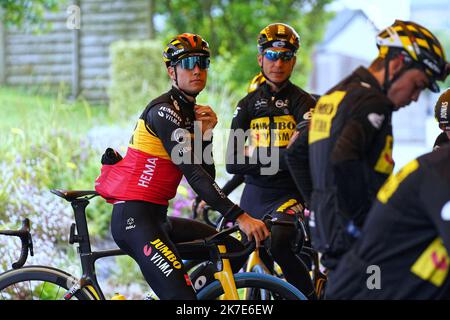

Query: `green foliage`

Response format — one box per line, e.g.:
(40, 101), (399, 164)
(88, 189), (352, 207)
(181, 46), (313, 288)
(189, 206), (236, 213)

(156, 0), (333, 90)
(111, 256), (147, 287)
(0, 0), (60, 31)
(109, 40), (170, 121)
(0, 86), (112, 238)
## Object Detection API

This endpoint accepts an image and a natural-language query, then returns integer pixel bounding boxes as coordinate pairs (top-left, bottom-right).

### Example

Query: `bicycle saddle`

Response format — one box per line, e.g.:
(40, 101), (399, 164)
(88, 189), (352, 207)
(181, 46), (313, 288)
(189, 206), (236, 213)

(50, 189), (99, 202)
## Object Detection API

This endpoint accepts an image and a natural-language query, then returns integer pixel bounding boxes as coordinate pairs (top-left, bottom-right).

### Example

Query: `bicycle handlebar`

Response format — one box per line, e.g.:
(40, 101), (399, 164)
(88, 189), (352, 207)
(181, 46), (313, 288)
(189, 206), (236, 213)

(0, 218), (34, 269)
(192, 197), (218, 228)
(204, 217), (297, 260)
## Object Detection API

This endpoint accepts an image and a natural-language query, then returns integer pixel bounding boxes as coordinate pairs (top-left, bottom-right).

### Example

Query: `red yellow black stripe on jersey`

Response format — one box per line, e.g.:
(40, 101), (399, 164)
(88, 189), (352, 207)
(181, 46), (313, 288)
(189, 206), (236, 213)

(130, 119), (171, 159)
(95, 119), (182, 205)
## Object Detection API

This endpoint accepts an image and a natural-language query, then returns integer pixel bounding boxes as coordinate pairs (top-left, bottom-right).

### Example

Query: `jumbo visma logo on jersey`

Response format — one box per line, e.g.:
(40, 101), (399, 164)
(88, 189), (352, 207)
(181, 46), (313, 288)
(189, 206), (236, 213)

(309, 91), (347, 144)
(374, 135), (394, 175)
(250, 115), (296, 147)
(411, 237), (450, 287)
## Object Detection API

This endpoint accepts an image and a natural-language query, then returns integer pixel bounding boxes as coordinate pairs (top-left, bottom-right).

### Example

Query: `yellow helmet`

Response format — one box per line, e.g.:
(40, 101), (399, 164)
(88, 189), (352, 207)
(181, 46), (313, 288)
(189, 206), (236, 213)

(376, 20), (450, 92)
(257, 23), (300, 54)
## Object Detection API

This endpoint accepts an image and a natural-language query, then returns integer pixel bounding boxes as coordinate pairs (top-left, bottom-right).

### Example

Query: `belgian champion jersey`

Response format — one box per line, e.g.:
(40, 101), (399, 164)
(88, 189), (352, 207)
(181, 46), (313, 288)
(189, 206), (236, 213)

(95, 87), (244, 220)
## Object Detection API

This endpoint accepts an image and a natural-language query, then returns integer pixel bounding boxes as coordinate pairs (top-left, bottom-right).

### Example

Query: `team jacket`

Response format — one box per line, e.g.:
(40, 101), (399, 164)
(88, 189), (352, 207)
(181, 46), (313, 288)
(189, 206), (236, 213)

(226, 81), (316, 189)
(95, 87), (244, 220)
(308, 67), (395, 267)
(434, 132), (450, 150)
(327, 145), (450, 299)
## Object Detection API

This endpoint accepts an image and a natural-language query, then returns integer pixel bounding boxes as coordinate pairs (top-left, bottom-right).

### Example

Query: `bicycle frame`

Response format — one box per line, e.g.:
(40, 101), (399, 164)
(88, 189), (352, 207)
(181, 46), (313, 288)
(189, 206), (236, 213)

(63, 197), (125, 300)
(60, 193), (255, 301)
(245, 249), (271, 274)
(61, 195), (253, 300)
(213, 245), (240, 300)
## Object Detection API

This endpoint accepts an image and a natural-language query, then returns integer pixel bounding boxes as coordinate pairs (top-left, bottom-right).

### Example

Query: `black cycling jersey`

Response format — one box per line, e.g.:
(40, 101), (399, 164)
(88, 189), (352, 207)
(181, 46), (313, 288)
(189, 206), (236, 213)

(326, 145), (450, 299)
(434, 132), (450, 150)
(97, 86), (244, 221)
(308, 66), (395, 269)
(226, 81), (316, 189)
(225, 80), (317, 299)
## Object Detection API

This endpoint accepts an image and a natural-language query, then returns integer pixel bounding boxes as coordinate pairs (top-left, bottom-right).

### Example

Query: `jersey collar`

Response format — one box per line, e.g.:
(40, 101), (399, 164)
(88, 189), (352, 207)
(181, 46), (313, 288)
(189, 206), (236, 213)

(170, 86), (196, 110)
(353, 67), (384, 93)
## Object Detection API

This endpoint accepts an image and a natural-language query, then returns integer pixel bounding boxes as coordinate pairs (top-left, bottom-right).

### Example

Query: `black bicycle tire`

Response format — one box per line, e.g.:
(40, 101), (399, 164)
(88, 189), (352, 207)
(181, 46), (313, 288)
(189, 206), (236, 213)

(197, 272), (307, 300)
(0, 266), (96, 300)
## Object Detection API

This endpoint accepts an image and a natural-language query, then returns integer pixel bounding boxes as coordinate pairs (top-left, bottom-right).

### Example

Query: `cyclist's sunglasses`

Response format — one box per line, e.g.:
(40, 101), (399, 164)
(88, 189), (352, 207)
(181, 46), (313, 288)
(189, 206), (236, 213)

(176, 56), (210, 70)
(263, 49), (295, 62)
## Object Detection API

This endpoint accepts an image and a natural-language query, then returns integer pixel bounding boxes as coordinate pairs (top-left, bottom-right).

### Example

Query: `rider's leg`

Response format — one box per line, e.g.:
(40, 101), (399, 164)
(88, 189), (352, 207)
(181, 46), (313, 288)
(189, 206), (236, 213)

(269, 211), (317, 300)
(239, 184), (317, 299)
(111, 201), (196, 300)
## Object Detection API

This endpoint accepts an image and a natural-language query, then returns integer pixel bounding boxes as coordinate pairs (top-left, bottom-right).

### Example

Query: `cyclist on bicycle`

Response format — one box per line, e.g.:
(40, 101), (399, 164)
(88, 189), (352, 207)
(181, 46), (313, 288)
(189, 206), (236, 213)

(95, 33), (269, 300)
(433, 88), (450, 150)
(326, 145), (450, 299)
(305, 20), (449, 271)
(226, 23), (317, 299)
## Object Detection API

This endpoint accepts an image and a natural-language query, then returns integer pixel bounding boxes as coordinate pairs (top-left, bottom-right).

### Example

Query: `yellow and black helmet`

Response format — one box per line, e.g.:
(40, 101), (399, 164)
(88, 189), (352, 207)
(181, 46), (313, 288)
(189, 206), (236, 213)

(257, 23), (300, 54)
(163, 33), (210, 68)
(247, 72), (266, 93)
(376, 20), (450, 92)
(434, 88), (450, 131)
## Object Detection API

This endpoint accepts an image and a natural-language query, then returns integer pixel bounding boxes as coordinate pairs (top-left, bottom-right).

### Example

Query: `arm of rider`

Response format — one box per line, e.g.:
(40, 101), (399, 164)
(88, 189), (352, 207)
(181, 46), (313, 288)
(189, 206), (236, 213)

(195, 105), (217, 140)
(236, 212), (270, 248)
(196, 199), (207, 216)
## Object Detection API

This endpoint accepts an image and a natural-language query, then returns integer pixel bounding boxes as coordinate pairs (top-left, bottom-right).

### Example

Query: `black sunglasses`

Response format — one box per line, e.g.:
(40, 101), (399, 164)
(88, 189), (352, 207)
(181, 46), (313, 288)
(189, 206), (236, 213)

(263, 49), (295, 62)
(177, 56), (210, 70)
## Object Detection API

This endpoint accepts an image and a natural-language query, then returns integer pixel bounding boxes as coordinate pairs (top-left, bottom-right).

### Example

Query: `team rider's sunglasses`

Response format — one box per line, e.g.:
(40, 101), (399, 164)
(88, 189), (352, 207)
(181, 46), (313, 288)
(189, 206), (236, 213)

(263, 49), (295, 62)
(176, 56), (210, 70)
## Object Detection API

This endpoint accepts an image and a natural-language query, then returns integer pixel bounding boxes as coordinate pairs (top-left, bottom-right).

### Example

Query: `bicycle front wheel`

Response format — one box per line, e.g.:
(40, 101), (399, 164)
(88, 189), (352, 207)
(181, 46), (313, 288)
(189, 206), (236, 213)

(197, 272), (307, 300)
(0, 266), (96, 300)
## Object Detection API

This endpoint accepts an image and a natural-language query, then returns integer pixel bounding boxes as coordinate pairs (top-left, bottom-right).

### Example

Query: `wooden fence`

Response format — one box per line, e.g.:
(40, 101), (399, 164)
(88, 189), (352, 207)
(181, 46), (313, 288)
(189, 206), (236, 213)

(0, 0), (153, 103)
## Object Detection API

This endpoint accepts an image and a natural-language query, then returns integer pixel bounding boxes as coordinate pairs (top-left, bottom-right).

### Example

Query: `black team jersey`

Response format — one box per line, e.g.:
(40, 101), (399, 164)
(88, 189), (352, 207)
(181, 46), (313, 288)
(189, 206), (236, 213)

(327, 145), (450, 299)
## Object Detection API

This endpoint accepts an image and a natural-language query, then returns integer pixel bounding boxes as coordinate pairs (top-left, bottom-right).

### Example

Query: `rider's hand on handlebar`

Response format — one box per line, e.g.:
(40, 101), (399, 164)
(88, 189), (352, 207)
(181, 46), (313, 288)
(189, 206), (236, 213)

(196, 200), (207, 216)
(236, 213), (270, 248)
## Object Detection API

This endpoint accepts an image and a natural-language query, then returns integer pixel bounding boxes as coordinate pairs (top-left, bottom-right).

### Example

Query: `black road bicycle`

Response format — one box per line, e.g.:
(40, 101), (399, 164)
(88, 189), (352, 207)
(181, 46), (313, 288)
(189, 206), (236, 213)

(0, 190), (307, 300)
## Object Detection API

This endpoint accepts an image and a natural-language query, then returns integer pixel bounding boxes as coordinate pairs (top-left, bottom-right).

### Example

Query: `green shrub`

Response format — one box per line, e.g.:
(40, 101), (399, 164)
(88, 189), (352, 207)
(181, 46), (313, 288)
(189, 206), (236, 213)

(109, 40), (170, 120)
(0, 87), (112, 237)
